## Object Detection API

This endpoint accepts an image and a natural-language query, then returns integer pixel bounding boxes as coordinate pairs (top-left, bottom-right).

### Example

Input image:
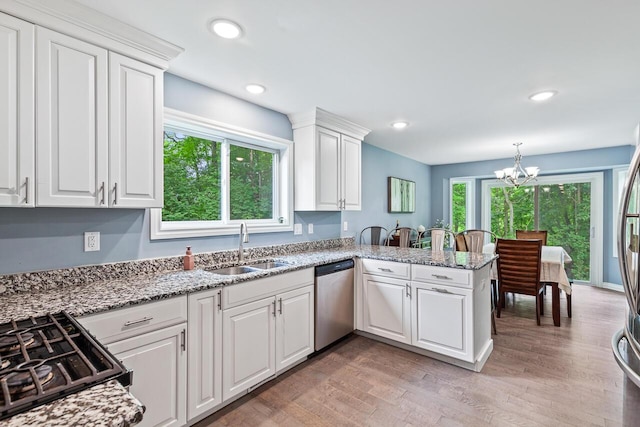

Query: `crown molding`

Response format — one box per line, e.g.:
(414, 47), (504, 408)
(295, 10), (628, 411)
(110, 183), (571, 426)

(0, 0), (183, 68)
(288, 107), (371, 140)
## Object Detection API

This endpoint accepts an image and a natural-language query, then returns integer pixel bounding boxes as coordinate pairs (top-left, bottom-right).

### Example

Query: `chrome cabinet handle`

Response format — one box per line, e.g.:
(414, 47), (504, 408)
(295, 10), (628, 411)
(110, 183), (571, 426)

(406, 284), (411, 298)
(272, 300), (276, 317)
(378, 268), (393, 272)
(24, 177), (29, 204)
(99, 182), (105, 205)
(279, 298), (283, 314)
(180, 329), (186, 351)
(217, 290), (222, 310)
(113, 182), (118, 205)
(432, 287), (452, 294)
(123, 316), (153, 327)
(432, 274), (452, 280)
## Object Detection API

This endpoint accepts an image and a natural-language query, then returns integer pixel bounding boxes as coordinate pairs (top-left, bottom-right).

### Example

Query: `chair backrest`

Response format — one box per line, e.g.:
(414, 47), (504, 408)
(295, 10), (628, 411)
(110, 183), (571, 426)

(359, 226), (388, 246)
(386, 227), (418, 248)
(458, 229), (496, 253)
(495, 238), (542, 296)
(515, 230), (548, 246)
(423, 228), (456, 251)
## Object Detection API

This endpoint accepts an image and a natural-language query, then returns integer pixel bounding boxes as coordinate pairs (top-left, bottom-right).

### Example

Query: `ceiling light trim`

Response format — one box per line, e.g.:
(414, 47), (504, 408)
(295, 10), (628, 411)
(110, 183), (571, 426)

(209, 18), (243, 39)
(529, 90), (558, 102)
(391, 121), (409, 129)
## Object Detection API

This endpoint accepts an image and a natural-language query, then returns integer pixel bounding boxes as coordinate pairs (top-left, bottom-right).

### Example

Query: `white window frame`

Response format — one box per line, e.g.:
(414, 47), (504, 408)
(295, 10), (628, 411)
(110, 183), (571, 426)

(481, 172), (604, 286)
(150, 108), (294, 240)
(449, 178), (475, 231)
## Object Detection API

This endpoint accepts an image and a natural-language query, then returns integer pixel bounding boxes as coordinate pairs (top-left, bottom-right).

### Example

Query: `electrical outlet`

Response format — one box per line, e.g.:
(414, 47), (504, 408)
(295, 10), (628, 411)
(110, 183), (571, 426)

(343, 221), (348, 231)
(84, 231), (100, 252)
(294, 223), (302, 235)
(308, 223), (314, 234)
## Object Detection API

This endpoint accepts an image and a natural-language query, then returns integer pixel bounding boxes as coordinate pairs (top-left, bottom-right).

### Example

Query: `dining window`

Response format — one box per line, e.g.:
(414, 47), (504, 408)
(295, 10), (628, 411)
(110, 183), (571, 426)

(481, 172), (603, 285)
(450, 178), (475, 233)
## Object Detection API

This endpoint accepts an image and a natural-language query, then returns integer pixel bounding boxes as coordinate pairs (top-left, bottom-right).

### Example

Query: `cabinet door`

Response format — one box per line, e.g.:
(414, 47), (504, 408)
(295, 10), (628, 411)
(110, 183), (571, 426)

(411, 282), (473, 361)
(341, 134), (361, 210)
(109, 323), (187, 427)
(276, 285), (314, 372)
(187, 289), (222, 420)
(223, 296), (276, 401)
(109, 52), (163, 208)
(36, 27), (108, 207)
(315, 127), (340, 210)
(362, 274), (411, 344)
(0, 13), (34, 207)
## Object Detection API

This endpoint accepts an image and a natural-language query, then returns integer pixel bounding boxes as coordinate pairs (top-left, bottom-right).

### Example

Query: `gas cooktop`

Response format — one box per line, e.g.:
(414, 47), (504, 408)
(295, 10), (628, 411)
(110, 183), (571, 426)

(0, 312), (131, 420)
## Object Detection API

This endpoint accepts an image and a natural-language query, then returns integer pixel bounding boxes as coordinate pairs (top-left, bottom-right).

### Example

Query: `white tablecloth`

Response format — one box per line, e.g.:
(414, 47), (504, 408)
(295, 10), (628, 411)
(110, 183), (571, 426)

(483, 243), (573, 294)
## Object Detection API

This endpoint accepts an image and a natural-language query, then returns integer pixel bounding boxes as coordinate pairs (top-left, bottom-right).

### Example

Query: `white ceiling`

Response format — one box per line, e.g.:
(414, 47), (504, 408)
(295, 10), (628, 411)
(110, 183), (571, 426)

(76, 0), (640, 165)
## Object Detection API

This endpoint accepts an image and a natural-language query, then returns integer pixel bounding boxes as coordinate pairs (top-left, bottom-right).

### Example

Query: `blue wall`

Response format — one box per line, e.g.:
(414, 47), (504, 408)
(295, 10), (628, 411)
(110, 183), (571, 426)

(342, 143), (432, 241)
(431, 145), (634, 285)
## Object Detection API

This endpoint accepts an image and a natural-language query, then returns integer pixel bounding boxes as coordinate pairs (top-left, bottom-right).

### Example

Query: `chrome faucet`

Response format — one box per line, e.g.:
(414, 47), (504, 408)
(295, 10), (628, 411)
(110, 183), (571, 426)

(238, 222), (249, 261)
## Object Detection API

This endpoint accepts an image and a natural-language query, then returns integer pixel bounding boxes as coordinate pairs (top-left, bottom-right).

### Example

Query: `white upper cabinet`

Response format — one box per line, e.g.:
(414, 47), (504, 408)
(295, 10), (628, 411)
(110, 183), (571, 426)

(36, 27), (108, 207)
(288, 108), (370, 211)
(0, 12), (34, 207)
(0, 3), (183, 208)
(109, 52), (163, 207)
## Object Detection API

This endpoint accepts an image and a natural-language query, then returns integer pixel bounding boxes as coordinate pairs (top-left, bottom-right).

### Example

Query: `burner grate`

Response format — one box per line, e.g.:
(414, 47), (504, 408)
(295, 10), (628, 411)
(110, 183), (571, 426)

(0, 312), (131, 420)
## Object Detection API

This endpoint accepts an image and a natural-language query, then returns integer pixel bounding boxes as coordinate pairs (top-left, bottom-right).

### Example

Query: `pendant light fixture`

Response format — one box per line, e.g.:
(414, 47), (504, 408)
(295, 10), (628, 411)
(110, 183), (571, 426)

(494, 143), (540, 187)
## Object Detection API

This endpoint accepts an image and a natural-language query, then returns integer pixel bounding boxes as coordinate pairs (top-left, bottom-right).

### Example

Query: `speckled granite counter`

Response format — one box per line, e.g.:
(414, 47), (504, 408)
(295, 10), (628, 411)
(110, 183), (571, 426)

(0, 380), (144, 427)
(0, 240), (495, 425)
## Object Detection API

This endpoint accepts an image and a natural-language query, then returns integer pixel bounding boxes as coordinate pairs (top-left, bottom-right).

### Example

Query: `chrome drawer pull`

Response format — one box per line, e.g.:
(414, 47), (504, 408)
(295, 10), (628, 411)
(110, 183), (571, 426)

(25, 177), (29, 204)
(432, 274), (452, 280)
(378, 268), (393, 272)
(123, 316), (153, 327)
(432, 288), (452, 294)
(180, 329), (186, 351)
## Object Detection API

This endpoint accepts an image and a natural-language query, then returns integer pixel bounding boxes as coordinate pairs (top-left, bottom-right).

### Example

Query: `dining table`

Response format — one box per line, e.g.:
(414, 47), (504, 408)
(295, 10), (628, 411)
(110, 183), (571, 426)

(483, 243), (572, 326)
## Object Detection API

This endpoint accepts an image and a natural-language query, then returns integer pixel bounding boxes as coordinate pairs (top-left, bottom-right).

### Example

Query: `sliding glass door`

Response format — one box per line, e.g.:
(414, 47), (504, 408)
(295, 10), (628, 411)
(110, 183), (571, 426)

(482, 173), (603, 284)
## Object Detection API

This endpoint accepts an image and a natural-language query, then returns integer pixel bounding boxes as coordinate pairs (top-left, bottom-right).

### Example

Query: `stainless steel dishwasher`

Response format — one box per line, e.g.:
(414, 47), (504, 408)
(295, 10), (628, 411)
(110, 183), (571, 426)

(315, 259), (355, 351)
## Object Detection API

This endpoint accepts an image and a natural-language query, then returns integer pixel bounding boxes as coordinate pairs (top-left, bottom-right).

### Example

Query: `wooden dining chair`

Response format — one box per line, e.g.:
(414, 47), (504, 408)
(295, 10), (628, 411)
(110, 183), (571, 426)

(423, 228), (456, 251)
(385, 227), (419, 248)
(359, 226), (388, 246)
(516, 229), (548, 245)
(496, 238), (545, 325)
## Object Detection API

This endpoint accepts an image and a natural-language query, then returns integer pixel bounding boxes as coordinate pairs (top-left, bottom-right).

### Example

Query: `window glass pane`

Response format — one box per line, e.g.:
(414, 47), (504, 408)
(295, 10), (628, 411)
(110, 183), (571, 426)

(163, 131), (221, 221)
(229, 144), (274, 220)
(451, 183), (467, 233)
(489, 186), (534, 239)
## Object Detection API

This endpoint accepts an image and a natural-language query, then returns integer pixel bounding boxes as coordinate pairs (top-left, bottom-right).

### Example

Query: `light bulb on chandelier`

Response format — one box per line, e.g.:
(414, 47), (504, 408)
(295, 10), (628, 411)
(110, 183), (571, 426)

(494, 143), (539, 187)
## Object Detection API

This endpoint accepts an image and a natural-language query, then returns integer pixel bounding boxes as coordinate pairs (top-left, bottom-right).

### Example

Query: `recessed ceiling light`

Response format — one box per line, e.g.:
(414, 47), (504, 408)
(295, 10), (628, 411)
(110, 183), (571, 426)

(245, 84), (265, 94)
(391, 121), (409, 129)
(529, 90), (558, 102)
(209, 19), (243, 39)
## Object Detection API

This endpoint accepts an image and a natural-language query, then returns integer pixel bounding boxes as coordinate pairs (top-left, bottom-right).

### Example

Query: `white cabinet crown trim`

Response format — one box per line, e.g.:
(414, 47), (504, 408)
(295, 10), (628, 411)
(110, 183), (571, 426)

(288, 107), (371, 140)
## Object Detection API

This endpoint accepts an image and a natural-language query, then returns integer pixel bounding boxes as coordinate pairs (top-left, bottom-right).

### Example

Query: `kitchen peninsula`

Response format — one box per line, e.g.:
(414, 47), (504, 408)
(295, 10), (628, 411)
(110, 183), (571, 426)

(0, 239), (495, 425)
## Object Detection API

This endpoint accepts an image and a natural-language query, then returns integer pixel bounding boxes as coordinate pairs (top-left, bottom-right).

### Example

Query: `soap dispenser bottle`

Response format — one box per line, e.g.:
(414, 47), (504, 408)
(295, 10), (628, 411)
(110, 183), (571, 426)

(183, 246), (194, 270)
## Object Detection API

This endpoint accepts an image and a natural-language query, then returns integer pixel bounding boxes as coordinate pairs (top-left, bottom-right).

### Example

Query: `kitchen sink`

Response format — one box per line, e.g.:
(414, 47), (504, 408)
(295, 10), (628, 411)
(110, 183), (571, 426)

(206, 265), (258, 275)
(247, 261), (288, 270)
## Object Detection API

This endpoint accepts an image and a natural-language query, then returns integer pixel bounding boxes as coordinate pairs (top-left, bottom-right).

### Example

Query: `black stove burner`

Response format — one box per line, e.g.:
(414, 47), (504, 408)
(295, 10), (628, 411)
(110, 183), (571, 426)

(0, 331), (35, 353)
(6, 362), (53, 390)
(0, 312), (132, 421)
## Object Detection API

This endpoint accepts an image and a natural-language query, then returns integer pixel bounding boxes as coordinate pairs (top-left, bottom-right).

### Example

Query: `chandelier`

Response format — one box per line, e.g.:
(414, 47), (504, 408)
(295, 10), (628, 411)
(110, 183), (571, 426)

(494, 143), (540, 187)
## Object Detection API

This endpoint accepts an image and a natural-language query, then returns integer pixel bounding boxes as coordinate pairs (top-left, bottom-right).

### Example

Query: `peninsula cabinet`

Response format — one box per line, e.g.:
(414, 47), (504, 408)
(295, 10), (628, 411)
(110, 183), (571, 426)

(221, 269), (314, 402)
(288, 107), (370, 211)
(362, 274), (412, 344)
(36, 27), (163, 208)
(0, 12), (34, 207)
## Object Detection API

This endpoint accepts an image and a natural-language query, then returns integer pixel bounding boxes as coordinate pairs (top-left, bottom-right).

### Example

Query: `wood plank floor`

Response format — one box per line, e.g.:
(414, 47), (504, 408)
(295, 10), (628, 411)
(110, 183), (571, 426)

(196, 285), (640, 426)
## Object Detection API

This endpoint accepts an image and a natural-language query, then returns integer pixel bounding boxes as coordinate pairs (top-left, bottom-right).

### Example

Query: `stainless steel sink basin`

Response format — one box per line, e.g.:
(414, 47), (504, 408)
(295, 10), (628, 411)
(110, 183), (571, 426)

(206, 266), (258, 275)
(248, 261), (288, 270)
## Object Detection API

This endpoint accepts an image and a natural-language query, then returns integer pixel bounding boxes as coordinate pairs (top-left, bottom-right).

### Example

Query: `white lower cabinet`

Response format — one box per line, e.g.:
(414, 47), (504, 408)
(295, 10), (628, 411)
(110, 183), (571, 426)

(187, 289), (222, 421)
(108, 324), (187, 427)
(78, 296), (188, 427)
(276, 285), (314, 372)
(411, 282), (473, 361)
(222, 295), (276, 401)
(362, 274), (411, 344)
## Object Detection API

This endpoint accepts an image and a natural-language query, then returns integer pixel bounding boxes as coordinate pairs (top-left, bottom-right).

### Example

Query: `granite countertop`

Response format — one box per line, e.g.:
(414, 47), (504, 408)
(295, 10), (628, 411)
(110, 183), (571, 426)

(0, 243), (495, 425)
(0, 380), (144, 427)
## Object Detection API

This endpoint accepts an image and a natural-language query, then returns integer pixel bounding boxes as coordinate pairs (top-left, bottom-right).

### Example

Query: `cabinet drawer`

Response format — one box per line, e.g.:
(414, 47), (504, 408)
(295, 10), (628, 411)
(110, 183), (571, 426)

(78, 296), (187, 344)
(361, 259), (410, 279)
(411, 264), (471, 288)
